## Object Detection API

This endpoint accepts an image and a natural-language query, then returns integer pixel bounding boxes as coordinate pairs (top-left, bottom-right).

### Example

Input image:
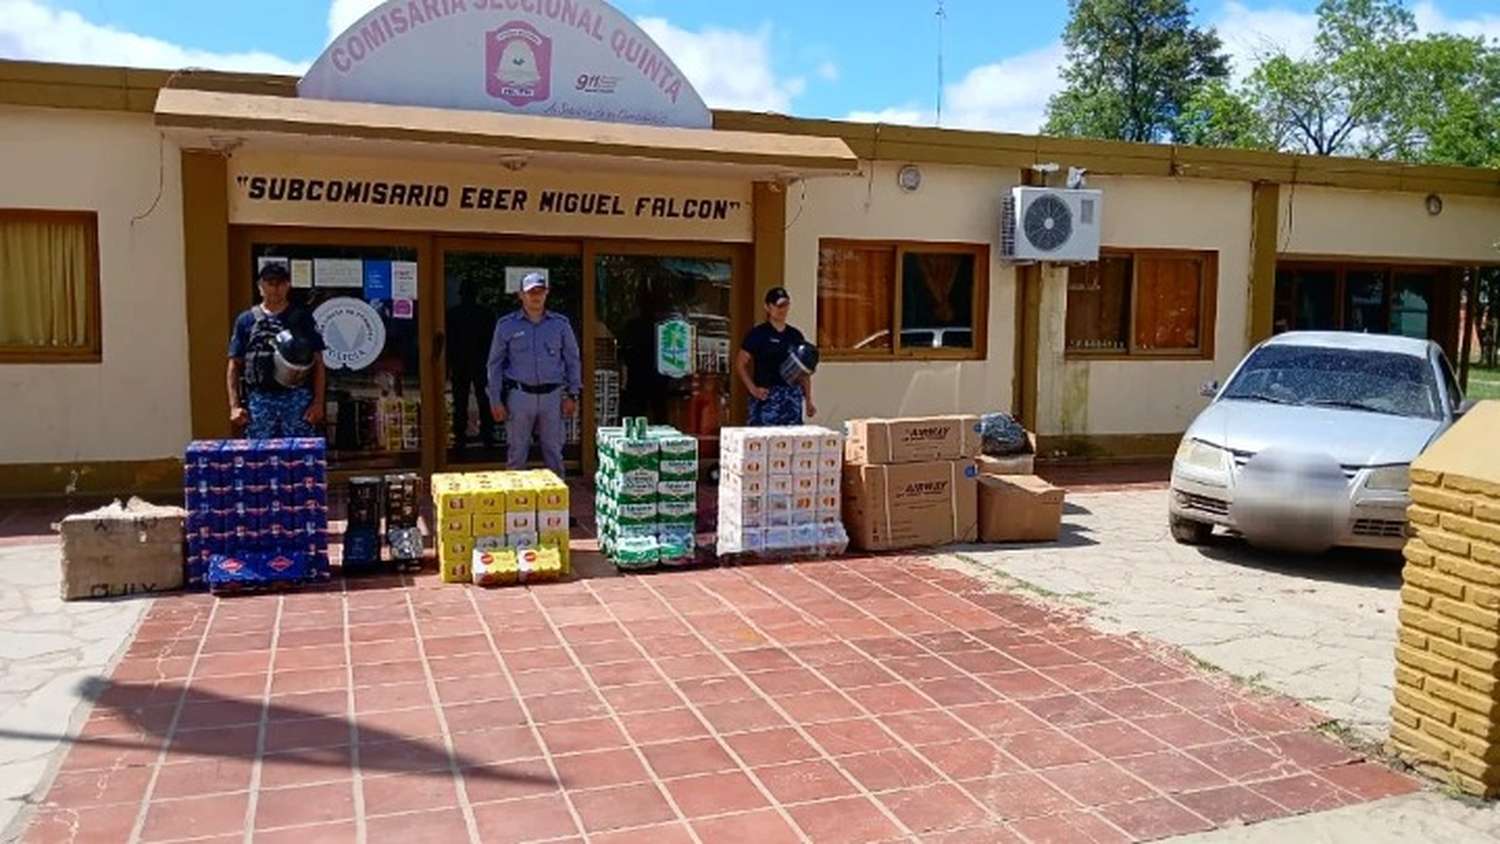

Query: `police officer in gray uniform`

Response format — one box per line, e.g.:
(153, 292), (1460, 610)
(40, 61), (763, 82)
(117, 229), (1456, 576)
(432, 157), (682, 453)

(487, 272), (582, 475)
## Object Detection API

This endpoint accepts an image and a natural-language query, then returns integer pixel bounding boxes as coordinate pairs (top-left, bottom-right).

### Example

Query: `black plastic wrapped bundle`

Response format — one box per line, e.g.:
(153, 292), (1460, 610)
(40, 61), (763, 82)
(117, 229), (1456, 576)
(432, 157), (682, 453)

(979, 413), (1032, 457)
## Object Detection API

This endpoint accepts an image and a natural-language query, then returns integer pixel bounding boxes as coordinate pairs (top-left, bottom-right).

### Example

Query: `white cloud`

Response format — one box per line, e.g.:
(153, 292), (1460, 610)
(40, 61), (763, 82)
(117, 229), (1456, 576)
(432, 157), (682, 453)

(849, 43), (1064, 134)
(1213, 1), (1320, 78)
(817, 60), (839, 82)
(327, 0), (382, 44)
(637, 17), (804, 112)
(942, 43), (1067, 133)
(845, 106), (928, 126)
(1413, 1), (1500, 41)
(0, 0), (306, 74)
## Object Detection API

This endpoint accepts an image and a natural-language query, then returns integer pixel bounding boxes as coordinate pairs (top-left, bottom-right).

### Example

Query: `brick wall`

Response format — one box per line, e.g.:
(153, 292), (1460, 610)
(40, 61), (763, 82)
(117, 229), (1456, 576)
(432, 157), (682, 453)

(1391, 401), (1500, 796)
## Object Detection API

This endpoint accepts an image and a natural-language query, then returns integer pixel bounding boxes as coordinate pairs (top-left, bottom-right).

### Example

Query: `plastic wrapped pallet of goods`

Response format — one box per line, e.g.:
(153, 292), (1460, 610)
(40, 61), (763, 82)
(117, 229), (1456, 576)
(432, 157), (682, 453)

(192, 438), (331, 593)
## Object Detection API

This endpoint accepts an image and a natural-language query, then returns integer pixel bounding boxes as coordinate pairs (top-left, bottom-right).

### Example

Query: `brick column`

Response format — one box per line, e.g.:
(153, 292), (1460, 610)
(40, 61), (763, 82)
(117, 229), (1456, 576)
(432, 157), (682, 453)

(1390, 402), (1500, 796)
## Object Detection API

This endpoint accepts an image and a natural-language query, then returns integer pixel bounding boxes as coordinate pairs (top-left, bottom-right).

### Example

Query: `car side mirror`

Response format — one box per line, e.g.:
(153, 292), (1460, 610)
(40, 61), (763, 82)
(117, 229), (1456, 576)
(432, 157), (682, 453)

(1456, 398), (1478, 418)
(1200, 379), (1220, 399)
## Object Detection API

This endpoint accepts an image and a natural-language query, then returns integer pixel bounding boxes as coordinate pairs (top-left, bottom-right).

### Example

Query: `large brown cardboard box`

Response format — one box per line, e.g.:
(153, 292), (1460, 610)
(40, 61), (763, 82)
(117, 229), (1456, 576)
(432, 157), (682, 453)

(978, 474), (1065, 543)
(845, 415), (982, 465)
(58, 498), (185, 600)
(975, 432), (1038, 476)
(842, 459), (978, 551)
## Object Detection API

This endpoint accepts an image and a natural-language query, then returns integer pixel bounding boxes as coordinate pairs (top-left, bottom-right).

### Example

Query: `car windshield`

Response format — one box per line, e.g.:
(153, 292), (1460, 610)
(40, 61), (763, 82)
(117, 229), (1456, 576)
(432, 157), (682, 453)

(1221, 344), (1442, 420)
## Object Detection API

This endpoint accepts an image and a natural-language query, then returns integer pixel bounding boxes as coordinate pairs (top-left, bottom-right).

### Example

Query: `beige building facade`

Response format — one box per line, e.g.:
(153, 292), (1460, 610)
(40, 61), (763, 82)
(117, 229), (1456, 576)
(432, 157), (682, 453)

(1, 1), (1497, 497)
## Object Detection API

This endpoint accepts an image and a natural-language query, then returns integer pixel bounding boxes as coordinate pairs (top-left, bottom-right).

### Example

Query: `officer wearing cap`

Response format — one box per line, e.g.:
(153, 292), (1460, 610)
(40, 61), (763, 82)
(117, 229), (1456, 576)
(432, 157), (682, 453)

(736, 286), (816, 426)
(487, 272), (582, 474)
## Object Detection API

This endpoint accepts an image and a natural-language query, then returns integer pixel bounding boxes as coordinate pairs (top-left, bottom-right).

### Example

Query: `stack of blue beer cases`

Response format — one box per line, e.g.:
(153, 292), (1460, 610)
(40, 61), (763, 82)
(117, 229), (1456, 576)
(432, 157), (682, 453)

(184, 438), (331, 594)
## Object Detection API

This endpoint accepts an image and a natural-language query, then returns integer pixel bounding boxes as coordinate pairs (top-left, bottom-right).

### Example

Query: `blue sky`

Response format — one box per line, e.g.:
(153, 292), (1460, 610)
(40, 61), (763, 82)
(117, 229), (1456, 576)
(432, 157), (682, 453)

(3, 0), (1497, 132)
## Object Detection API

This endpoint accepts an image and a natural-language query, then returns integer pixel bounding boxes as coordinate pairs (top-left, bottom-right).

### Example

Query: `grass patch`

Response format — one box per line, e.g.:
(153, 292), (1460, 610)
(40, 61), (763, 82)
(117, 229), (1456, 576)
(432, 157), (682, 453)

(1468, 364), (1500, 401)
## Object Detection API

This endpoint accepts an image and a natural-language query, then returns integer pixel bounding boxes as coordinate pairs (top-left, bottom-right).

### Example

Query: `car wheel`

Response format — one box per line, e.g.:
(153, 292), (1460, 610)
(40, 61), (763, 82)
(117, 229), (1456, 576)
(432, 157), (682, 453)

(1170, 514), (1213, 545)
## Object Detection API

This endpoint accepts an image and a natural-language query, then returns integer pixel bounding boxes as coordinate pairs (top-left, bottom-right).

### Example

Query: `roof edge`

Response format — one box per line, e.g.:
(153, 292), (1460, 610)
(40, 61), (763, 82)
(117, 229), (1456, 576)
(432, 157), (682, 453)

(4, 57), (1498, 196)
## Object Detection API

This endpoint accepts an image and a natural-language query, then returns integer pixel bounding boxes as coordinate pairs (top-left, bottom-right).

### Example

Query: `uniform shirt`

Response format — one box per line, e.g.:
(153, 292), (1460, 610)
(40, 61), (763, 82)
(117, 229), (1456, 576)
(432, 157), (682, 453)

(227, 304), (324, 359)
(487, 309), (583, 405)
(227, 304), (325, 394)
(740, 322), (807, 388)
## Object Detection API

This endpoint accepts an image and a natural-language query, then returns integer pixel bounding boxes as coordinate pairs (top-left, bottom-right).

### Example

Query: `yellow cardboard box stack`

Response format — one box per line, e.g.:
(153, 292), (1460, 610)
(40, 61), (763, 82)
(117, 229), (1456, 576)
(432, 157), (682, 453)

(431, 469), (570, 584)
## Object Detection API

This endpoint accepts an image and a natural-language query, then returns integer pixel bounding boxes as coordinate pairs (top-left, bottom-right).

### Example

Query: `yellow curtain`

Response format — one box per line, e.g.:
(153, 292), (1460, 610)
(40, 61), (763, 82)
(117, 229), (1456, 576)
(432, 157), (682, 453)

(0, 216), (91, 348)
(817, 246), (894, 351)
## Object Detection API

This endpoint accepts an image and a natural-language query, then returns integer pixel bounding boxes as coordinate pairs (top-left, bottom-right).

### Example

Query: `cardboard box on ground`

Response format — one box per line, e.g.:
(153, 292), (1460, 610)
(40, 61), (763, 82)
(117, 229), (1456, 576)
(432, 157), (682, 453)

(978, 474), (1065, 543)
(841, 416), (1063, 550)
(58, 497), (186, 600)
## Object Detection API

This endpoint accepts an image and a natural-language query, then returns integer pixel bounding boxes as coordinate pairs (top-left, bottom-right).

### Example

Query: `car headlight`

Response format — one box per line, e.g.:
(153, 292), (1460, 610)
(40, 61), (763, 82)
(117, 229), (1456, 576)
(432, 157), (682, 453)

(1366, 464), (1411, 492)
(1176, 439), (1228, 473)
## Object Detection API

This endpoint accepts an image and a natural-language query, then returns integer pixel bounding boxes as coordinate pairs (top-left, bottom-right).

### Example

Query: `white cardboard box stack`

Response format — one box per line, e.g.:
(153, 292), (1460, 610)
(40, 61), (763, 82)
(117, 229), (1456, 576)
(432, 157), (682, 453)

(717, 425), (848, 558)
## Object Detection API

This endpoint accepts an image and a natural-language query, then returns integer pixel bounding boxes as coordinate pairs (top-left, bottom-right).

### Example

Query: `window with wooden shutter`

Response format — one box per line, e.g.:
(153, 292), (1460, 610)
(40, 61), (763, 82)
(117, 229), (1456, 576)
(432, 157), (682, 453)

(1065, 249), (1216, 359)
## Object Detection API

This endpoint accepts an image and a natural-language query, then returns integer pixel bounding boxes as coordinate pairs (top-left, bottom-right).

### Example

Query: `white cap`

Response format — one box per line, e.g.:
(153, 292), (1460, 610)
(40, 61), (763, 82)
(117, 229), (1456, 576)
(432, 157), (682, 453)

(521, 272), (548, 291)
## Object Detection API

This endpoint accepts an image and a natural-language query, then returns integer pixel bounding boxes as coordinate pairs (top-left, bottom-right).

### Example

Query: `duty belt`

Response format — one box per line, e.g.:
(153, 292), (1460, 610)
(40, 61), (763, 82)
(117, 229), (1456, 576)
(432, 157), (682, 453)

(505, 380), (562, 395)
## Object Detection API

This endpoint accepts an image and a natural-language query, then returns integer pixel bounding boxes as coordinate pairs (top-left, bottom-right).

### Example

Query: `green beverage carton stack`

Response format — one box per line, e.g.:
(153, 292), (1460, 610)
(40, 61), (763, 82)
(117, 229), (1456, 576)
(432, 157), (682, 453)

(593, 417), (698, 570)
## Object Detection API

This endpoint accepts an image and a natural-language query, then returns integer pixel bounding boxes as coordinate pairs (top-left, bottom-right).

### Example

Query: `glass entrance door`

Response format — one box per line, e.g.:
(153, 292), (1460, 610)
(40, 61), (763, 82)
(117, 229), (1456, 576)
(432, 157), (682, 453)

(439, 243), (583, 470)
(594, 253), (734, 470)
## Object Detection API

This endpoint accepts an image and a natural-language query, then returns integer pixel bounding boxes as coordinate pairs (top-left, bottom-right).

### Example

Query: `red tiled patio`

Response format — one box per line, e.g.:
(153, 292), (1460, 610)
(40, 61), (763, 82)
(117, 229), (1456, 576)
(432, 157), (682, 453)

(20, 552), (1418, 844)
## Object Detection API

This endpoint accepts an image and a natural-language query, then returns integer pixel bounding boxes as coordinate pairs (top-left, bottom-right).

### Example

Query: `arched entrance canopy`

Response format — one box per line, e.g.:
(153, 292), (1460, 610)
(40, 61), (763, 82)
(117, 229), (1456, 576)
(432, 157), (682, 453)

(299, 0), (713, 129)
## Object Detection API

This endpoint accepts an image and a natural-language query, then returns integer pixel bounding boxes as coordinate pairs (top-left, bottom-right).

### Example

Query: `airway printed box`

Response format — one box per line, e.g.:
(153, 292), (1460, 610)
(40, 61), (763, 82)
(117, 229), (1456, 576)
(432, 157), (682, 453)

(845, 415), (982, 465)
(842, 459), (978, 551)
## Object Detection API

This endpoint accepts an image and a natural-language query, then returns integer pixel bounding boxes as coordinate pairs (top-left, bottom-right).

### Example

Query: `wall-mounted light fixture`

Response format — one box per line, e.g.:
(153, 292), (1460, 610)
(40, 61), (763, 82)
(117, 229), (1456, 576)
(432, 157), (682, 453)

(896, 164), (922, 192)
(1425, 193), (1444, 216)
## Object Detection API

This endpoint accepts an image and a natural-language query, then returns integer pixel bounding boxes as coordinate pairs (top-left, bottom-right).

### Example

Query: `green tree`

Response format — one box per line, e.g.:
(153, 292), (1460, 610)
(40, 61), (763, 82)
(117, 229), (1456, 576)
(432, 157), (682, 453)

(1203, 0), (1500, 163)
(1376, 34), (1500, 166)
(1044, 0), (1231, 143)
(1177, 79), (1277, 150)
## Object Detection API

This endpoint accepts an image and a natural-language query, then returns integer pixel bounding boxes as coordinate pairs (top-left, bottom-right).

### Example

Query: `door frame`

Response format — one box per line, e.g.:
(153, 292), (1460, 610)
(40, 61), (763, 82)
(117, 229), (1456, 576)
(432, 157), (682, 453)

(434, 236), (585, 474)
(583, 239), (754, 475)
(229, 224), (439, 483)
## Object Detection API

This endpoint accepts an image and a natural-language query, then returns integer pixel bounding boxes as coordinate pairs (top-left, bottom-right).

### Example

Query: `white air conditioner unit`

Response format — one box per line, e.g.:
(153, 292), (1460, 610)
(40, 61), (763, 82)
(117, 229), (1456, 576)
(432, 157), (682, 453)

(1000, 186), (1103, 262)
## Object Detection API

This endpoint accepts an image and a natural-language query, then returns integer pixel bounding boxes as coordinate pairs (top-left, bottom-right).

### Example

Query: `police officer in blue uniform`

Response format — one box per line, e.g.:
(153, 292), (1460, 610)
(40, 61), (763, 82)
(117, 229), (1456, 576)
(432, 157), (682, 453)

(487, 272), (582, 475)
(737, 286), (816, 426)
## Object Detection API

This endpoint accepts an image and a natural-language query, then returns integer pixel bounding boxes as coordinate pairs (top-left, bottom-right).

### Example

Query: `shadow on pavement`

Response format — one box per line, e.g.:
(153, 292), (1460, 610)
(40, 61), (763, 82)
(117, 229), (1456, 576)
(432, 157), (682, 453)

(1197, 538), (1406, 589)
(0, 677), (557, 786)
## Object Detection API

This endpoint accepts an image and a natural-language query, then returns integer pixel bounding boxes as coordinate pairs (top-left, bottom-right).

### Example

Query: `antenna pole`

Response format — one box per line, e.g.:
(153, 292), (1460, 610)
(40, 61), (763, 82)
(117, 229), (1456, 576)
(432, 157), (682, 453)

(935, 0), (946, 126)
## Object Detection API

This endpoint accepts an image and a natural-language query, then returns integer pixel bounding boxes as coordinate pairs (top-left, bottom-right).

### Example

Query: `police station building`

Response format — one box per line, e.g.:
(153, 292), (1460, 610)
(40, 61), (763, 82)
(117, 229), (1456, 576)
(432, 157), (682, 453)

(1, 0), (1497, 497)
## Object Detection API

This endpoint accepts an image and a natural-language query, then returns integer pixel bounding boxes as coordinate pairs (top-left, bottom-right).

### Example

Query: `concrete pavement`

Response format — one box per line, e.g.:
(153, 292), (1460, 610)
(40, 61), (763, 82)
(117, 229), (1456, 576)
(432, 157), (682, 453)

(950, 486), (1500, 841)
(0, 535), (149, 841)
(950, 488), (1403, 744)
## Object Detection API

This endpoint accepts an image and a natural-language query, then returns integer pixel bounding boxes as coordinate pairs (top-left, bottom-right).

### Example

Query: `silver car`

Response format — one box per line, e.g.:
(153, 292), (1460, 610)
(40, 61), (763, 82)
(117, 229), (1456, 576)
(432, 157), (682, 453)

(1169, 331), (1473, 552)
